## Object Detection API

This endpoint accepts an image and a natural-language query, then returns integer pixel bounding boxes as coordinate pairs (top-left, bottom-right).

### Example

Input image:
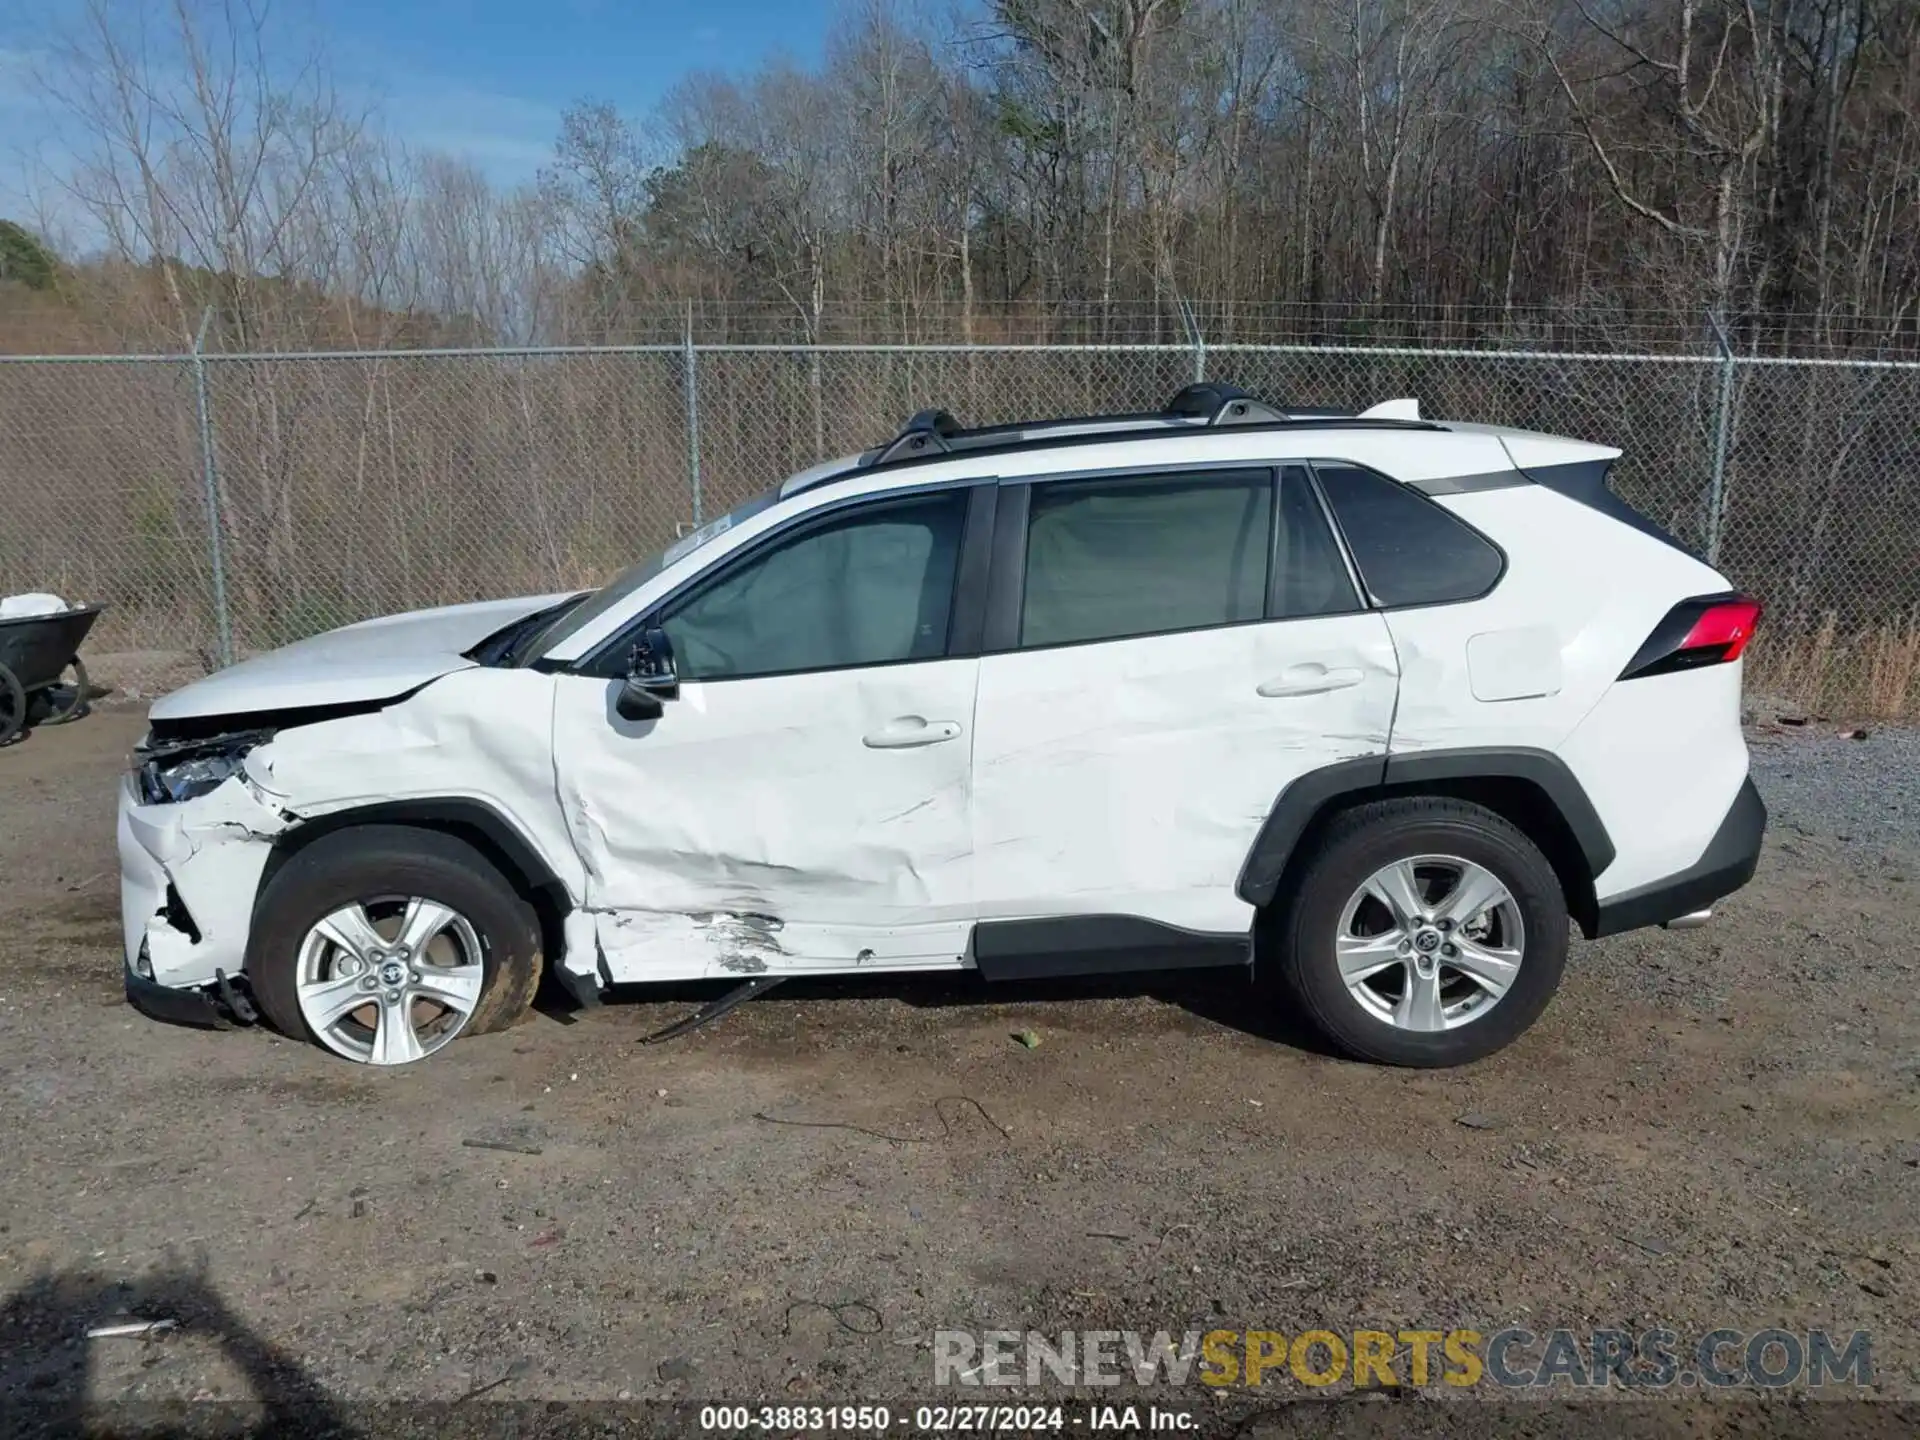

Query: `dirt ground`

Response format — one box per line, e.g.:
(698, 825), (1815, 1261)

(1, 707), (1916, 1435)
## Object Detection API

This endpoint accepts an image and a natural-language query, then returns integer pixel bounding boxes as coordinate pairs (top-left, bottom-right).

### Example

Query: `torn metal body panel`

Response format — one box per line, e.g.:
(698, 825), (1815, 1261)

(550, 667), (977, 983)
(119, 771), (286, 987)
(118, 668), (594, 999)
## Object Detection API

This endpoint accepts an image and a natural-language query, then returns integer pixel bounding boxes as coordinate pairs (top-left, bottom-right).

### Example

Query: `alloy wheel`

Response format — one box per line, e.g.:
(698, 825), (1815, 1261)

(1335, 854), (1525, 1032)
(294, 897), (484, 1065)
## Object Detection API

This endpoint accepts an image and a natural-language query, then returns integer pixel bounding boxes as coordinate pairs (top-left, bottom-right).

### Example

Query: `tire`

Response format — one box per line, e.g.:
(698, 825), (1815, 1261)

(1264, 797), (1569, 1067)
(42, 658), (91, 724)
(0, 663), (24, 746)
(248, 826), (543, 1065)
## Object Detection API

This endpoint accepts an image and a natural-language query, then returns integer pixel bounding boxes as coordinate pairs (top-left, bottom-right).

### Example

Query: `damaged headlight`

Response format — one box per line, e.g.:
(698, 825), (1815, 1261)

(136, 731), (271, 805)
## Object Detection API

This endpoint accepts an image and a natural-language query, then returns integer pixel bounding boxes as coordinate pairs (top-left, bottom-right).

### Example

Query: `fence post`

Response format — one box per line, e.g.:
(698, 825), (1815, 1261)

(1705, 310), (1735, 567)
(190, 308), (234, 667)
(1178, 298), (1206, 382)
(683, 303), (703, 526)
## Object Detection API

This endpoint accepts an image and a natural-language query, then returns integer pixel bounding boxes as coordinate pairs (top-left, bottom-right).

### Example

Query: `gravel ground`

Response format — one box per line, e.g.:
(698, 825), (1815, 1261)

(1750, 724), (1920, 853)
(1, 709), (1916, 1438)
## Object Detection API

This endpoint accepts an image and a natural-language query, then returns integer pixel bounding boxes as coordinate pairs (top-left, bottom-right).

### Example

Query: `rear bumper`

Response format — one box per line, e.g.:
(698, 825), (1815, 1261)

(1591, 777), (1766, 938)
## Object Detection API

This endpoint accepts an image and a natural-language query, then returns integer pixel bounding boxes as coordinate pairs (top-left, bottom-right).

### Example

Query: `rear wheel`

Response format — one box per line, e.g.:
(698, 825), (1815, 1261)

(0, 664), (24, 746)
(1267, 797), (1568, 1067)
(41, 658), (91, 724)
(249, 827), (542, 1065)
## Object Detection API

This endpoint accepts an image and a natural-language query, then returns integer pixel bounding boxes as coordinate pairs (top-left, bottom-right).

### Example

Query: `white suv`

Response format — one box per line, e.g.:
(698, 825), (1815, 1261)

(119, 384), (1765, 1068)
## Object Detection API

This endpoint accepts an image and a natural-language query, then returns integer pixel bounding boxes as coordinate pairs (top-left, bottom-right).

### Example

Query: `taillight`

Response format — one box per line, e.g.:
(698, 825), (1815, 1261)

(1619, 593), (1762, 680)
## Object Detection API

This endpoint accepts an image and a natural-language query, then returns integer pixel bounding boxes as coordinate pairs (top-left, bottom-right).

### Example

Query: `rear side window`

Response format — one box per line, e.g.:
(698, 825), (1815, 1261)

(1315, 462), (1503, 607)
(1021, 471), (1271, 647)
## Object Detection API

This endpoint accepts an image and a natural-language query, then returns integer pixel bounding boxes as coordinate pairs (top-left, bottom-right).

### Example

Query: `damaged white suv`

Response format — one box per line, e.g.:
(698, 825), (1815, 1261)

(121, 384), (1765, 1067)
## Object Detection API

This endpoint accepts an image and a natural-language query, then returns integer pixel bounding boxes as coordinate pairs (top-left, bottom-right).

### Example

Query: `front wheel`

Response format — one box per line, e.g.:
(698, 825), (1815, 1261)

(0, 663), (25, 745)
(1266, 797), (1569, 1067)
(248, 826), (542, 1066)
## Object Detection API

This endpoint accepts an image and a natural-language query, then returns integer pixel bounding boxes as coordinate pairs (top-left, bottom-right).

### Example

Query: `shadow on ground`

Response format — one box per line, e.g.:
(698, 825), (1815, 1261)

(533, 963), (1342, 1057)
(0, 1261), (351, 1437)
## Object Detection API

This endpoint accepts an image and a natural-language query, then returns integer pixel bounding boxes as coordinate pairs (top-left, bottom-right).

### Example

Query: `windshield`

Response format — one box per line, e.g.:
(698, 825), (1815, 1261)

(509, 488), (781, 665)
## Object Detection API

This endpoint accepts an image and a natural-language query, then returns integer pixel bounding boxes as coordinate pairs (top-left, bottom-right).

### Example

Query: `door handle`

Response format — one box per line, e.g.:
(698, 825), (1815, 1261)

(863, 716), (963, 749)
(1257, 665), (1364, 698)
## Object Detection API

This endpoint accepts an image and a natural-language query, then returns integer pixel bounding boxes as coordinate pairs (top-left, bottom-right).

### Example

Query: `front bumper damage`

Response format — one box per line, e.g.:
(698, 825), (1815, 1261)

(117, 771), (287, 1023)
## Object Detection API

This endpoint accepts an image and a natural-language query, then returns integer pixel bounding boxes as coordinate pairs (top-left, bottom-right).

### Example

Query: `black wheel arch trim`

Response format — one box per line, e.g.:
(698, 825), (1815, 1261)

(258, 798), (574, 912)
(1236, 747), (1617, 917)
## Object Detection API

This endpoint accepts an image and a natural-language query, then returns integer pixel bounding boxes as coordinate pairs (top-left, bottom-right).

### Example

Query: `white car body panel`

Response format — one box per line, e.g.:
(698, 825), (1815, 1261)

(149, 593), (572, 720)
(120, 667), (585, 990)
(1384, 486), (1722, 758)
(1560, 664), (1750, 900)
(550, 662), (978, 981)
(118, 773), (286, 988)
(972, 614), (1399, 932)
(1383, 485), (1737, 897)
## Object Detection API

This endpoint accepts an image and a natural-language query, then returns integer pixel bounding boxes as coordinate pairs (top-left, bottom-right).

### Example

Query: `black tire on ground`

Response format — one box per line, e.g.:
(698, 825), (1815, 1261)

(0, 664), (25, 746)
(42, 658), (91, 724)
(1263, 796), (1570, 1068)
(247, 825), (543, 1052)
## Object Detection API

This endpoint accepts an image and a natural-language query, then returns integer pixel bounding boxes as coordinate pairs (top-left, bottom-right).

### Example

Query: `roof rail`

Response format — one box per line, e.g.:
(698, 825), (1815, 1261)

(839, 386), (1439, 489)
(1161, 382), (1291, 426)
(870, 408), (962, 466)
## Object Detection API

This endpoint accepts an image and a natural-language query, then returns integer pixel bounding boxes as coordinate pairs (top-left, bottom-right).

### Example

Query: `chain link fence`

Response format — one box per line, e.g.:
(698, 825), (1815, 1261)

(2, 339), (1917, 711)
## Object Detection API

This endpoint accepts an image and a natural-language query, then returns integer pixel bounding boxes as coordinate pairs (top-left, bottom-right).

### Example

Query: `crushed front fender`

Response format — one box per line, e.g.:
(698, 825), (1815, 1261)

(117, 773), (287, 990)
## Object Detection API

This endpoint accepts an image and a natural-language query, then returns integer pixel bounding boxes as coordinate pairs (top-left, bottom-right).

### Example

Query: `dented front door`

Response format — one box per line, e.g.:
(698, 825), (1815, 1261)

(550, 663), (977, 981)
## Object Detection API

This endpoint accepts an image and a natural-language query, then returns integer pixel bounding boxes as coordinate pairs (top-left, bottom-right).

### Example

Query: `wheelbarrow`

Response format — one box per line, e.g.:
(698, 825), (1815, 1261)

(0, 603), (102, 746)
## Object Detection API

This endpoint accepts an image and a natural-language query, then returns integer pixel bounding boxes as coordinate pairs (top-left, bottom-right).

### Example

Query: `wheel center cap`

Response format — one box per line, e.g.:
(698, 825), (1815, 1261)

(1414, 929), (1441, 953)
(378, 961), (408, 987)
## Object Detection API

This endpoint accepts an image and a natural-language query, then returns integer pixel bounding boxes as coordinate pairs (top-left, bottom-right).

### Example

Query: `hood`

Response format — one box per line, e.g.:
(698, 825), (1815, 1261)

(149, 593), (573, 723)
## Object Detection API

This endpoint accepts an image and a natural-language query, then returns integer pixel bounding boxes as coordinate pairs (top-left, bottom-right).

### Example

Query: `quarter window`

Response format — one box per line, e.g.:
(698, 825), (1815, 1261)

(1019, 472), (1272, 648)
(1315, 462), (1504, 606)
(660, 489), (967, 680)
(1274, 466), (1361, 618)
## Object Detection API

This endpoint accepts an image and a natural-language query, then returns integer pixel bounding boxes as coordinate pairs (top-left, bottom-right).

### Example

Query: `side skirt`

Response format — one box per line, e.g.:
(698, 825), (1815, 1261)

(971, 915), (1251, 981)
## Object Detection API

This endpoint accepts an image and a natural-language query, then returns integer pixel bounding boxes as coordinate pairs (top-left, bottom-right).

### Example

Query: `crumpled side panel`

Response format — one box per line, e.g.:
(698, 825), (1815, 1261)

(246, 669), (594, 988)
(121, 668), (595, 994)
(119, 777), (287, 987)
(549, 666), (979, 983)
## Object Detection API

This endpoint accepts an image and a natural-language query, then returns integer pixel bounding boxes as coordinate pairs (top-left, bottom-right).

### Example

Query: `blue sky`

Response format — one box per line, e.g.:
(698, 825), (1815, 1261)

(0, 0), (838, 230)
(325, 0), (838, 176)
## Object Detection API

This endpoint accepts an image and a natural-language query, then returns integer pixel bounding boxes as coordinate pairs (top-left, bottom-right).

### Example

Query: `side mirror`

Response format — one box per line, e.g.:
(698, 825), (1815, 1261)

(615, 678), (664, 722)
(615, 626), (678, 724)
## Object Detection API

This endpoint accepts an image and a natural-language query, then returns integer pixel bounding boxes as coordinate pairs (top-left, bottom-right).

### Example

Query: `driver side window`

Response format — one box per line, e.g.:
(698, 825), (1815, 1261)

(660, 489), (969, 681)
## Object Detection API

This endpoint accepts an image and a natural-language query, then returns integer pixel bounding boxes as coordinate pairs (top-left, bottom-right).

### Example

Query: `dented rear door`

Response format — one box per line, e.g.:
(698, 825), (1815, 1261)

(969, 465), (1400, 937)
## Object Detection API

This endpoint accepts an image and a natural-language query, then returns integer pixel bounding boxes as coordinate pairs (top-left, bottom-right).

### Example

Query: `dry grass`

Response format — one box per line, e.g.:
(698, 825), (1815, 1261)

(1746, 612), (1920, 719)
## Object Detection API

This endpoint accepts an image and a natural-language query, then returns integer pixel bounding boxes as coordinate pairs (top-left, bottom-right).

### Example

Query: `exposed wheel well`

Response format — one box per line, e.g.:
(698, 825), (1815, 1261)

(1271, 778), (1599, 937)
(259, 803), (572, 968)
